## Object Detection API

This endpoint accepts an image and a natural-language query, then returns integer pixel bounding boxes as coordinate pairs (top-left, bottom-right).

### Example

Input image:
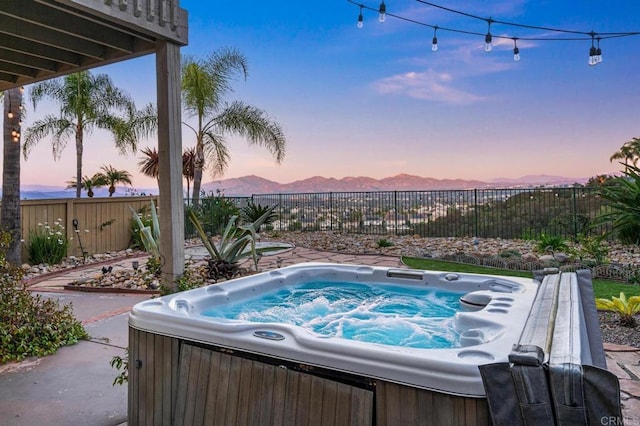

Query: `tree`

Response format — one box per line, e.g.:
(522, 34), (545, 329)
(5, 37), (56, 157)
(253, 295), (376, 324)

(66, 174), (106, 198)
(610, 137), (640, 171)
(1, 88), (23, 264)
(96, 164), (132, 196)
(138, 146), (198, 198)
(181, 47), (286, 206)
(138, 146), (159, 182)
(23, 71), (155, 198)
(182, 147), (196, 201)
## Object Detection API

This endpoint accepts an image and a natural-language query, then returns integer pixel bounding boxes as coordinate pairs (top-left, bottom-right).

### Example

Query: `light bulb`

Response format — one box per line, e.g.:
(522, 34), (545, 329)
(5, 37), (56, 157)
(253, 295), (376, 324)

(11, 129), (17, 137)
(357, 10), (363, 28)
(19, 86), (24, 93)
(484, 33), (493, 52)
(432, 37), (438, 51)
(513, 47), (520, 61)
(378, 1), (386, 23)
(12, 137), (18, 143)
(7, 111), (13, 119)
(588, 46), (597, 66)
(596, 48), (602, 63)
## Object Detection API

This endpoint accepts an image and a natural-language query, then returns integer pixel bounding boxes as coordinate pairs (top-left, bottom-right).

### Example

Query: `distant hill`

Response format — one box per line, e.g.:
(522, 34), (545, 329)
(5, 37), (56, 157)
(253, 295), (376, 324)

(3, 174), (589, 199)
(1, 185), (158, 200)
(489, 174), (586, 186)
(203, 173), (589, 196)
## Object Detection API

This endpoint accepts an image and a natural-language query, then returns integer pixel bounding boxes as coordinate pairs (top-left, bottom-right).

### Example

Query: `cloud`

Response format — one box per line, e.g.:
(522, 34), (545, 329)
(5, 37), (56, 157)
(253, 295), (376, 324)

(372, 69), (484, 104)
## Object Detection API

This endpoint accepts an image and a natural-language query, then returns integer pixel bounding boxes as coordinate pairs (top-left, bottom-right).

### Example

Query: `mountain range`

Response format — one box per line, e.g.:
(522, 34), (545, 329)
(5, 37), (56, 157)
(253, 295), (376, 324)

(201, 173), (588, 196)
(9, 174), (587, 199)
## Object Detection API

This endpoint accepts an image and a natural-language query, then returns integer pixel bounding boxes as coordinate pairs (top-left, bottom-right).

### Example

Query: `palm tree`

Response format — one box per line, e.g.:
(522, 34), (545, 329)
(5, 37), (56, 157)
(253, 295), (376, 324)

(182, 147), (196, 201)
(138, 146), (160, 181)
(138, 146), (198, 198)
(1, 88), (23, 264)
(610, 137), (640, 172)
(96, 164), (132, 196)
(181, 47), (286, 206)
(66, 174), (106, 198)
(23, 71), (156, 198)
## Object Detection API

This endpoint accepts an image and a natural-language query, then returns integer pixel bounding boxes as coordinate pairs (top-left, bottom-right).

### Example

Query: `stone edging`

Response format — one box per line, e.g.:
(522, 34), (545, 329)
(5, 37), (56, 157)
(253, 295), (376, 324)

(62, 284), (160, 295)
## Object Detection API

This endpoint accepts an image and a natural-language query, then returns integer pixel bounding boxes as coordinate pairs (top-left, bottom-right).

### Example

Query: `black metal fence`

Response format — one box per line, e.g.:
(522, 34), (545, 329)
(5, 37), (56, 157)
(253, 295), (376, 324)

(186, 187), (612, 241)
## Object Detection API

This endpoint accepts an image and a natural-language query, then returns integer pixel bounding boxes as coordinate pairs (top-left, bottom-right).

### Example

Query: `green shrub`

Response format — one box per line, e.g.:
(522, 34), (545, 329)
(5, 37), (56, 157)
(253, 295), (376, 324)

(110, 349), (128, 386)
(27, 220), (70, 265)
(499, 249), (522, 258)
(594, 164), (640, 244)
(574, 234), (609, 265)
(535, 233), (568, 253)
(289, 221), (303, 231)
(376, 238), (394, 248)
(198, 191), (240, 236)
(1, 231), (87, 363)
(175, 263), (206, 292)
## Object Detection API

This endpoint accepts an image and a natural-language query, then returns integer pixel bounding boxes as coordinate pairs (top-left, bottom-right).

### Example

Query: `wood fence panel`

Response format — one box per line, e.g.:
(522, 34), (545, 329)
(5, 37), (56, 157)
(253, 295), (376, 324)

(17, 196), (158, 261)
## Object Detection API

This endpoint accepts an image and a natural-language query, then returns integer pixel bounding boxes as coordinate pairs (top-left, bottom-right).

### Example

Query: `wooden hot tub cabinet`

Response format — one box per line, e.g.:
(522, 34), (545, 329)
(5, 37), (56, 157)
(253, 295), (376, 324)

(128, 328), (490, 426)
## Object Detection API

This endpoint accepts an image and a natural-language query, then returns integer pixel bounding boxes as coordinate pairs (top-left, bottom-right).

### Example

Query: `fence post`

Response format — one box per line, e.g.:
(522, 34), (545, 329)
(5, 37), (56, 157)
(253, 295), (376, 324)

(572, 187), (578, 241)
(474, 189), (479, 237)
(393, 191), (398, 235)
(329, 192), (333, 231)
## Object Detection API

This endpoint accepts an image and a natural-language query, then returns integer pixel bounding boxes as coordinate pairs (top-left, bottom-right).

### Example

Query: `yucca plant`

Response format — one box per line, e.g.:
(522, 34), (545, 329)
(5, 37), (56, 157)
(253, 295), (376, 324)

(187, 205), (276, 279)
(596, 292), (640, 327)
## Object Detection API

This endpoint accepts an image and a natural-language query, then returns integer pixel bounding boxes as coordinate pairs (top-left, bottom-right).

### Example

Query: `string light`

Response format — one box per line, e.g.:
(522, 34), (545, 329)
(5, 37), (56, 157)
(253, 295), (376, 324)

(378, 1), (386, 23)
(513, 37), (520, 61)
(347, 0), (640, 66)
(432, 26), (438, 51)
(588, 33), (598, 66)
(595, 37), (603, 63)
(484, 19), (493, 52)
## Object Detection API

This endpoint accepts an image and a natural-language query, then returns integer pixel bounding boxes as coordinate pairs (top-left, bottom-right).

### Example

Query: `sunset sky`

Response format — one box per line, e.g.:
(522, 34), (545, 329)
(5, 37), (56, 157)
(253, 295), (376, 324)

(9, 0), (640, 191)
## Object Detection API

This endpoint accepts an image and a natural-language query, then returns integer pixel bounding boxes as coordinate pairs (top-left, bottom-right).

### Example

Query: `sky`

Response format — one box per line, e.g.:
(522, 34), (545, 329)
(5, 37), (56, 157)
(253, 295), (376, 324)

(8, 0), (640, 190)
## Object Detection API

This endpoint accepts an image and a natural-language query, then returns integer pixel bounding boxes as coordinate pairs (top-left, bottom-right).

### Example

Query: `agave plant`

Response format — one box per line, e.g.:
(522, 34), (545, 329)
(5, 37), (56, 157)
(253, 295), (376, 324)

(187, 205), (276, 279)
(130, 199), (160, 259)
(596, 292), (640, 327)
(240, 201), (277, 232)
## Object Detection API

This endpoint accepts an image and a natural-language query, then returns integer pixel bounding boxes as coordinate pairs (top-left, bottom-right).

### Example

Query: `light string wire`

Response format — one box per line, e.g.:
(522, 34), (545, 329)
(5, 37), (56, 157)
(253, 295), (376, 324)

(347, 0), (640, 42)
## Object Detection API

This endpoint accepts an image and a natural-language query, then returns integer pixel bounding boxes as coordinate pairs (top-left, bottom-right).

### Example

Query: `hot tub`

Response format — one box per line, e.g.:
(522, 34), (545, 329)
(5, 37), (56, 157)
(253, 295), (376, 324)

(128, 263), (542, 425)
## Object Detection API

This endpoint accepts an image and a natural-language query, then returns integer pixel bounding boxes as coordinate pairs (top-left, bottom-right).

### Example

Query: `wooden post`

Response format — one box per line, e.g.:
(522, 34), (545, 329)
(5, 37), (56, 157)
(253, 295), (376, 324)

(156, 39), (184, 291)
